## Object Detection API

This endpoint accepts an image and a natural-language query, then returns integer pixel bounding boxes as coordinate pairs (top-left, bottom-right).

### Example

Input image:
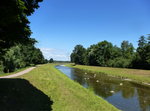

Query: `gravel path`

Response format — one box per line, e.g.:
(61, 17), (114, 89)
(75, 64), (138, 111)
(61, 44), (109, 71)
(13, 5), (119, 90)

(0, 67), (36, 78)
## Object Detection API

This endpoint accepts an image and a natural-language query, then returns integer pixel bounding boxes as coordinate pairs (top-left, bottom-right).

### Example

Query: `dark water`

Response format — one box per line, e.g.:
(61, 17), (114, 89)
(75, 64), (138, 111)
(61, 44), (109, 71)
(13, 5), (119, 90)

(56, 65), (150, 111)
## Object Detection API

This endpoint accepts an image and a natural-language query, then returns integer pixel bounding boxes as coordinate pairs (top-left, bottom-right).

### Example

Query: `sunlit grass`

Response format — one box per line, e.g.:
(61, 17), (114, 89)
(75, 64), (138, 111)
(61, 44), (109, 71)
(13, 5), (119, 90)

(20, 64), (119, 111)
(67, 64), (150, 84)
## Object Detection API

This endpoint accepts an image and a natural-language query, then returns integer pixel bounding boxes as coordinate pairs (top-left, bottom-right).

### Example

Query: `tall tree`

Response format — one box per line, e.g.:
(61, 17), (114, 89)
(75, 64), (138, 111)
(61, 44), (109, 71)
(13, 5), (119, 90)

(121, 40), (134, 59)
(138, 36), (147, 48)
(95, 41), (113, 66)
(0, 0), (43, 54)
(132, 36), (150, 69)
(147, 36), (150, 44)
(84, 44), (98, 65)
(3, 46), (25, 72)
(71, 45), (86, 65)
(49, 58), (54, 63)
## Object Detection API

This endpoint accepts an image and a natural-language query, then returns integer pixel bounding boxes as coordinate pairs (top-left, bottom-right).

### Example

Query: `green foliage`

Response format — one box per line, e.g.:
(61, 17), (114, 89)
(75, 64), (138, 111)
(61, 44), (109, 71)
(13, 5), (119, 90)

(0, 61), (4, 74)
(138, 36), (147, 48)
(95, 41), (114, 66)
(121, 41), (134, 59)
(84, 44), (98, 65)
(31, 48), (45, 64)
(71, 45), (86, 65)
(0, 0), (43, 51)
(71, 37), (150, 69)
(132, 36), (150, 69)
(111, 45), (122, 59)
(49, 58), (54, 63)
(71, 40), (134, 68)
(0, 0), (45, 73)
(3, 46), (25, 72)
(3, 44), (45, 73)
(107, 57), (132, 68)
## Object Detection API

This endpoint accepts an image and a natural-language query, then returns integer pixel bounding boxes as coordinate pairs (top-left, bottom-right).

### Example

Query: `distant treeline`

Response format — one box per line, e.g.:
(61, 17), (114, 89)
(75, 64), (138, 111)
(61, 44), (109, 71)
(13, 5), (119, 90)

(70, 36), (150, 69)
(0, 0), (46, 73)
(54, 61), (70, 63)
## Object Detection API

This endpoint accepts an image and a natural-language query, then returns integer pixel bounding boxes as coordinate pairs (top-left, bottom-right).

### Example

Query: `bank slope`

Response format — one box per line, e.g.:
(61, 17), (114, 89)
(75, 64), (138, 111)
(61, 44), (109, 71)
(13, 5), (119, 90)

(20, 64), (119, 111)
(67, 64), (150, 84)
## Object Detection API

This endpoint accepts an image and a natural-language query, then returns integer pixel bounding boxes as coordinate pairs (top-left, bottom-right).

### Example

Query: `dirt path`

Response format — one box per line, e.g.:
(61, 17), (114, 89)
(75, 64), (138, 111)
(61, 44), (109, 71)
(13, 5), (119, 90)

(0, 67), (36, 78)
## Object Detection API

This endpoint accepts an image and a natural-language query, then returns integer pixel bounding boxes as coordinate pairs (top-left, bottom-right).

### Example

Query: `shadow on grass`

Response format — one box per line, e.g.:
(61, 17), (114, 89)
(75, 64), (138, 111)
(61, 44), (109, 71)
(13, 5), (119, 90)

(0, 79), (53, 111)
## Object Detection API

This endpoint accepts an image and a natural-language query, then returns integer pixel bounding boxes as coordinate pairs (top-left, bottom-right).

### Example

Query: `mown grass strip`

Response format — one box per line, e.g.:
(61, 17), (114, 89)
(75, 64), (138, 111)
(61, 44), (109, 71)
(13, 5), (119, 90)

(20, 64), (120, 111)
(67, 64), (150, 84)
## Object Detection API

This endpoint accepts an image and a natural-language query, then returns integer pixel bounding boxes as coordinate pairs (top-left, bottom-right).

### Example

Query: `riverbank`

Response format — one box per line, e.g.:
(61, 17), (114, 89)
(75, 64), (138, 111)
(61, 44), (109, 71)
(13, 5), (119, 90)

(20, 64), (119, 111)
(67, 64), (150, 84)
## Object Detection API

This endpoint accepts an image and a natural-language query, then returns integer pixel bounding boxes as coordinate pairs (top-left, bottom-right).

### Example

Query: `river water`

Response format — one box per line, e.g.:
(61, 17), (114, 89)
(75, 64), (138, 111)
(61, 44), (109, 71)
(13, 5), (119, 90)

(55, 65), (150, 111)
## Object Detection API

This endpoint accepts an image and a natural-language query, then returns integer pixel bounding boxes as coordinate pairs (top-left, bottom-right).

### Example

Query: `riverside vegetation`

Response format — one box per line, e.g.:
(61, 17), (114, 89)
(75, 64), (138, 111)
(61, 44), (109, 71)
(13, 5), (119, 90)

(20, 64), (120, 111)
(0, 0), (149, 111)
(0, 0), (48, 74)
(70, 36), (150, 70)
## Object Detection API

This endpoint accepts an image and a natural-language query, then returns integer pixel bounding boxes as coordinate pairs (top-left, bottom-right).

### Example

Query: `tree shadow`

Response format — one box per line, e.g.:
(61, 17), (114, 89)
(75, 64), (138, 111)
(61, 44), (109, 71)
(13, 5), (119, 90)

(0, 79), (53, 111)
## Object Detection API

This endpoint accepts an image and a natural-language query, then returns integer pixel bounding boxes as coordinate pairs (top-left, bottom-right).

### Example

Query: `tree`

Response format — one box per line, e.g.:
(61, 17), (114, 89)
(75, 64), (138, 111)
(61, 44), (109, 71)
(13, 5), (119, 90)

(0, 61), (4, 74)
(132, 36), (150, 69)
(3, 44), (45, 73)
(138, 36), (147, 48)
(3, 46), (25, 73)
(0, 0), (43, 56)
(95, 41), (113, 66)
(49, 58), (54, 63)
(148, 36), (150, 44)
(70, 45), (86, 65)
(0, 0), (45, 73)
(84, 44), (98, 65)
(31, 48), (45, 64)
(121, 40), (134, 59)
(44, 59), (49, 63)
(71, 36), (150, 69)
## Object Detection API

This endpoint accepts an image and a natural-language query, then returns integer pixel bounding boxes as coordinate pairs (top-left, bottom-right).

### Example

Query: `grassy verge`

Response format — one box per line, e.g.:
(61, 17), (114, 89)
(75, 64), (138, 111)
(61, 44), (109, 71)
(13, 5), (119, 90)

(0, 67), (31, 77)
(20, 64), (119, 111)
(66, 64), (150, 84)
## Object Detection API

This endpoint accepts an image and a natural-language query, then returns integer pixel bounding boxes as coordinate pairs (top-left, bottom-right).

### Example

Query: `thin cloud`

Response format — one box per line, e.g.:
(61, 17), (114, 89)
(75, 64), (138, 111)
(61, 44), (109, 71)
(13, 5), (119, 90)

(40, 48), (70, 61)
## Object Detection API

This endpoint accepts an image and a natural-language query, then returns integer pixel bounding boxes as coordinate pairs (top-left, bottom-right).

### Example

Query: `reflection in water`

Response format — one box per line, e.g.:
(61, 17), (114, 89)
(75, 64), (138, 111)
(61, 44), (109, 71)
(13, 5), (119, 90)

(56, 66), (150, 111)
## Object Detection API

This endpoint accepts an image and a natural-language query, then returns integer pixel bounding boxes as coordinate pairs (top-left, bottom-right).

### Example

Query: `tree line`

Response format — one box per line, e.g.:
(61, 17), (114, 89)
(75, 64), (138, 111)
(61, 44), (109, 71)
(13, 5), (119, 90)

(70, 36), (150, 69)
(0, 0), (47, 73)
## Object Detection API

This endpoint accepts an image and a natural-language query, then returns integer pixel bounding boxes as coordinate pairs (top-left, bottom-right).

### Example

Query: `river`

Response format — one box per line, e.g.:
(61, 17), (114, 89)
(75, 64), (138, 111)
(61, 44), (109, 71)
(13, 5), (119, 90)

(56, 65), (150, 111)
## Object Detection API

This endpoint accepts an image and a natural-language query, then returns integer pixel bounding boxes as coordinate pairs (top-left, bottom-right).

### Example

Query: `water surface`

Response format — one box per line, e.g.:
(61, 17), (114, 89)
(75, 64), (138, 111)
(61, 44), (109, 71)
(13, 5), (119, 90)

(56, 65), (150, 111)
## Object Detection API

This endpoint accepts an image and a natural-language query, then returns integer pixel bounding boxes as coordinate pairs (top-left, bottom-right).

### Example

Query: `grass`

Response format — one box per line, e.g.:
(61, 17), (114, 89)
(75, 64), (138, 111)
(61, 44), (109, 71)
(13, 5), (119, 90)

(19, 64), (119, 111)
(67, 64), (150, 84)
(0, 67), (31, 77)
(0, 78), (53, 111)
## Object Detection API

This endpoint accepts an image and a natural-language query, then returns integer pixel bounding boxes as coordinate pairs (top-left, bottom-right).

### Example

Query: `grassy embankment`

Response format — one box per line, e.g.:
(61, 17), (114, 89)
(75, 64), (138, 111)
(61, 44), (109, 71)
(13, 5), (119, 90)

(19, 64), (119, 111)
(67, 64), (150, 84)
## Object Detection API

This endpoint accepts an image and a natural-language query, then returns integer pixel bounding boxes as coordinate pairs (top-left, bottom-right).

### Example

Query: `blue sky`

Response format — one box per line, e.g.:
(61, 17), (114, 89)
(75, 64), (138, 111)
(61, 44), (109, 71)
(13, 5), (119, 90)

(28, 0), (150, 61)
